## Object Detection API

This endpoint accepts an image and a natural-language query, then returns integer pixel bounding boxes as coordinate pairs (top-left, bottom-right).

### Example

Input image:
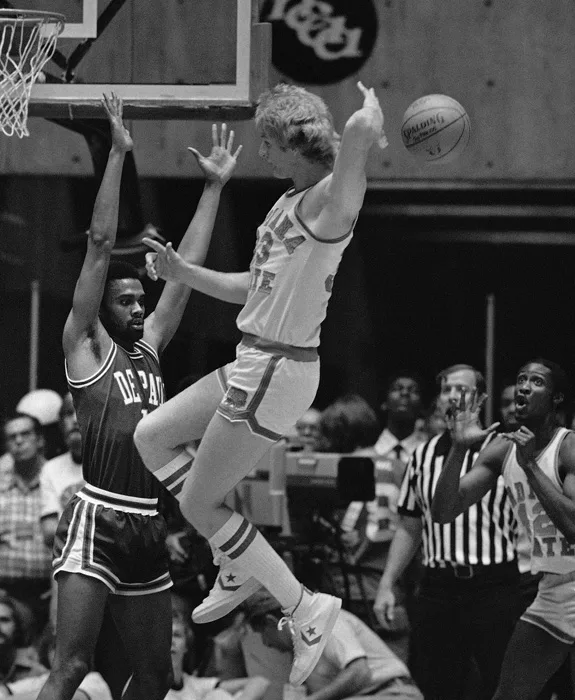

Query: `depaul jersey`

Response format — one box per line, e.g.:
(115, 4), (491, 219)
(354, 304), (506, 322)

(66, 339), (165, 498)
(236, 185), (354, 348)
(503, 427), (575, 575)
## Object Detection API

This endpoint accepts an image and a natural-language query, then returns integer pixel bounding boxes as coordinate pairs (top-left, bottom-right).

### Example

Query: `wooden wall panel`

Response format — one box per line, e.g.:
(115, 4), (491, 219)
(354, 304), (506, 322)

(132, 0), (236, 85)
(2, 0), (575, 181)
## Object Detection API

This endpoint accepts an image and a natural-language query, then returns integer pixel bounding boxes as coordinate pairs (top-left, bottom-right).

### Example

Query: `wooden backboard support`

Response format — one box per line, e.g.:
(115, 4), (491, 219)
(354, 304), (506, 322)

(24, 0), (270, 120)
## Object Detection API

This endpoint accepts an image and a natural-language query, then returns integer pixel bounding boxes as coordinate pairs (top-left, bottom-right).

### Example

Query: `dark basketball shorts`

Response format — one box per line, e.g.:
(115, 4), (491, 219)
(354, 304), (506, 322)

(53, 483), (172, 596)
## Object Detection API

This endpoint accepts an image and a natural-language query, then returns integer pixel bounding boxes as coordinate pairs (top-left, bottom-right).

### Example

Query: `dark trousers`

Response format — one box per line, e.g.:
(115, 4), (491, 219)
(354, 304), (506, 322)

(409, 564), (522, 700)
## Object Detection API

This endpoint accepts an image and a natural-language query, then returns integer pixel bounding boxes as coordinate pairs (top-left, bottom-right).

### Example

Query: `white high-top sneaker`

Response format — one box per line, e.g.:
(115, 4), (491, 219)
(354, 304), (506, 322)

(192, 551), (262, 624)
(279, 589), (342, 686)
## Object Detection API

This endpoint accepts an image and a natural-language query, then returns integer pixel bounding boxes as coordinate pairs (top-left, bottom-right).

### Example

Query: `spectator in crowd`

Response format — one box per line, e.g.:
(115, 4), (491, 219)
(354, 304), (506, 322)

(167, 610), (269, 700)
(0, 626), (112, 700)
(40, 393), (84, 551)
(0, 595), (47, 689)
(38, 392), (84, 633)
(0, 414), (52, 641)
(339, 373), (427, 646)
(16, 391), (65, 461)
(374, 364), (522, 700)
(341, 373), (426, 565)
(244, 589), (422, 700)
(294, 408), (322, 452)
(318, 393), (380, 454)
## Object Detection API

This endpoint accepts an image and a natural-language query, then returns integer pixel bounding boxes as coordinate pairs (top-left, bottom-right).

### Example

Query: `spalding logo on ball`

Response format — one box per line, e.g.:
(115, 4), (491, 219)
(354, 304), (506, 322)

(401, 94), (470, 164)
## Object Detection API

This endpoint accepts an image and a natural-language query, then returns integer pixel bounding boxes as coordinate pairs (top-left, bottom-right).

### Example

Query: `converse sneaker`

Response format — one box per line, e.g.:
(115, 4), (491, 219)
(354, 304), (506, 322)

(280, 590), (342, 686)
(192, 552), (262, 624)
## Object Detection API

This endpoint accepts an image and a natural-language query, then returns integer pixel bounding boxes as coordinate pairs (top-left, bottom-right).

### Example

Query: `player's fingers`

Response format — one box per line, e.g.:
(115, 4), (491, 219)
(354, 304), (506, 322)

(486, 422), (500, 432)
(357, 80), (367, 94)
(212, 123), (218, 147)
(233, 144), (243, 159)
(227, 129), (235, 152)
(165, 242), (177, 259)
(142, 236), (165, 253)
(101, 94), (112, 117)
(187, 146), (201, 162)
(220, 123), (227, 148)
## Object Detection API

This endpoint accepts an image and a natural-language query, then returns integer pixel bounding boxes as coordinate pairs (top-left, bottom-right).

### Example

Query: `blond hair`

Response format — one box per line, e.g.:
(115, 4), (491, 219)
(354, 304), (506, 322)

(255, 84), (339, 168)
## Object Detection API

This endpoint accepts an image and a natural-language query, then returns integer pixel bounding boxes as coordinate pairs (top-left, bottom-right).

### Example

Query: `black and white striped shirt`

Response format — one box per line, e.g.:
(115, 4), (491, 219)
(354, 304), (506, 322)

(398, 431), (516, 567)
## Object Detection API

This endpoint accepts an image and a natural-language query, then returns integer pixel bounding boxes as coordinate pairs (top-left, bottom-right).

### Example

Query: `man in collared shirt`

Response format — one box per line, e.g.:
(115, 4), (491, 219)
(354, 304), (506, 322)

(0, 413), (52, 639)
(340, 373), (426, 624)
(374, 364), (522, 700)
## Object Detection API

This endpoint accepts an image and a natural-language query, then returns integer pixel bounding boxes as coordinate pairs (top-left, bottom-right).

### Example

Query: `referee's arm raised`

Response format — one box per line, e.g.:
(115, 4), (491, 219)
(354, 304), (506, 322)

(431, 437), (507, 524)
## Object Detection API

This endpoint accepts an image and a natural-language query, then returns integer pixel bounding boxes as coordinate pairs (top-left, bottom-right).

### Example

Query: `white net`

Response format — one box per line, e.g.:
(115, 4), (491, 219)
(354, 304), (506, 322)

(0, 10), (64, 138)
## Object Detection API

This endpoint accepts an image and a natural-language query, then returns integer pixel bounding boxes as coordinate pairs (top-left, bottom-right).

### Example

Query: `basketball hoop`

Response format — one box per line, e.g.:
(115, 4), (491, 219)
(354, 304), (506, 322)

(0, 9), (64, 138)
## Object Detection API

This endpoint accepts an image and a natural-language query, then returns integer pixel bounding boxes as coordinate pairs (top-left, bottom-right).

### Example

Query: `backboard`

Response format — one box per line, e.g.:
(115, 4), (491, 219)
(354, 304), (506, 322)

(10, 0), (270, 120)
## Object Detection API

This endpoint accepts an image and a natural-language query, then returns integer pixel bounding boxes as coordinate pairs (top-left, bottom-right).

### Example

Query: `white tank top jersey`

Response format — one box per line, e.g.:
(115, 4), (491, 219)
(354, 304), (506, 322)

(236, 185), (354, 348)
(503, 427), (575, 575)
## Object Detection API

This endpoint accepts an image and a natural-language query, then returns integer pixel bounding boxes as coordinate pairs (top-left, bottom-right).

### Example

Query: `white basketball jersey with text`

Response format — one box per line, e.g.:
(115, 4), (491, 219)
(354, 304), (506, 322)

(236, 185), (353, 347)
(503, 427), (575, 574)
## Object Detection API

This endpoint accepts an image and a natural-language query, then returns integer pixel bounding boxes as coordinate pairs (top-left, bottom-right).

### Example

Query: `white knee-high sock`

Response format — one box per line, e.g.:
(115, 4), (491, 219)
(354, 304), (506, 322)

(209, 512), (302, 612)
(148, 446), (196, 500)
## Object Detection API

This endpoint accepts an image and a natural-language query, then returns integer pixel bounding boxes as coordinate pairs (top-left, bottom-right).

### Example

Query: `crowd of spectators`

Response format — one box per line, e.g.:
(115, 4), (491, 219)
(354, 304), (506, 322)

(1, 369), (574, 700)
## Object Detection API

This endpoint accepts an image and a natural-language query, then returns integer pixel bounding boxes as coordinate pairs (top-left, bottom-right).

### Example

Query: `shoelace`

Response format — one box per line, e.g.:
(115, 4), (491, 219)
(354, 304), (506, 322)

(213, 550), (231, 567)
(278, 615), (304, 656)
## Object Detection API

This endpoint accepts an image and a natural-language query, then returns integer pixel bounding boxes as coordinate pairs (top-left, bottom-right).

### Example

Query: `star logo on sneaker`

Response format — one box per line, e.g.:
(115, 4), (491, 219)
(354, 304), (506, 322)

(300, 626), (321, 647)
(219, 572), (241, 592)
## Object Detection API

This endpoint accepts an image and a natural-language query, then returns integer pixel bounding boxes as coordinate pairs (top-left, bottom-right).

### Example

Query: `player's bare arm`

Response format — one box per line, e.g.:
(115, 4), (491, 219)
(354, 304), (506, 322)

(306, 82), (385, 240)
(431, 388), (504, 523)
(143, 238), (250, 305)
(63, 93), (133, 377)
(504, 428), (575, 542)
(144, 123), (243, 353)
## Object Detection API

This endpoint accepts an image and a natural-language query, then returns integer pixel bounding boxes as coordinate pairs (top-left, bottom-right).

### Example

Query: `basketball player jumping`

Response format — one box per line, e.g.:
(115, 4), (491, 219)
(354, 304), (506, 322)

(36, 94), (242, 700)
(135, 81), (385, 686)
(431, 359), (575, 700)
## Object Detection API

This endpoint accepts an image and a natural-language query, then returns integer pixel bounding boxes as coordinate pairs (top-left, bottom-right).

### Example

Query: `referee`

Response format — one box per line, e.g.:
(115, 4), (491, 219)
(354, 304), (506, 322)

(374, 364), (522, 700)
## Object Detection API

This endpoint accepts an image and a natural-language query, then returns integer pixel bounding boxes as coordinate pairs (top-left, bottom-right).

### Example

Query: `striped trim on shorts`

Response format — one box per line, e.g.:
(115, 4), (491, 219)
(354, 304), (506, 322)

(216, 335), (320, 441)
(53, 484), (172, 596)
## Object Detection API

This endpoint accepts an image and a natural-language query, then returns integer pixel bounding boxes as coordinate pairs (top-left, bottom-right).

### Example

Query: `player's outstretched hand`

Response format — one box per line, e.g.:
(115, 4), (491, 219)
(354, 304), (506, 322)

(143, 238), (189, 284)
(357, 81), (387, 149)
(187, 123), (243, 185)
(102, 92), (133, 153)
(445, 387), (499, 447)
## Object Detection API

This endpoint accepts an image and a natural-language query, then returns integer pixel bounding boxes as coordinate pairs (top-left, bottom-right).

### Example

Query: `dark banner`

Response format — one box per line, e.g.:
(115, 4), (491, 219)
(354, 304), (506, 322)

(261, 0), (378, 85)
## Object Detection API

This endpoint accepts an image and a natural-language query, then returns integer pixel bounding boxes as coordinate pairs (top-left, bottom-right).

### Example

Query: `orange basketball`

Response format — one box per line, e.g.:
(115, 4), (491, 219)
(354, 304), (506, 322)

(401, 94), (470, 163)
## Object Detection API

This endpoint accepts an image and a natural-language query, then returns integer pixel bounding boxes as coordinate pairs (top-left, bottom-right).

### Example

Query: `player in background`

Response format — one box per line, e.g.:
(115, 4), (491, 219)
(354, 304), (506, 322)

(135, 81), (385, 686)
(431, 359), (575, 700)
(36, 94), (241, 700)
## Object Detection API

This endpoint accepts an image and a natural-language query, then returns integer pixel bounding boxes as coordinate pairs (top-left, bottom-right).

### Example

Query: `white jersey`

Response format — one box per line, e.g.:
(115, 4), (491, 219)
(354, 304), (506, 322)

(503, 427), (575, 575)
(236, 185), (353, 348)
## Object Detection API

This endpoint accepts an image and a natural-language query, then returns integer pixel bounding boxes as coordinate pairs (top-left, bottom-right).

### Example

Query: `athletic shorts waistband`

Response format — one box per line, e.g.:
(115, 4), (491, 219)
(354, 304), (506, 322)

(241, 333), (318, 362)
(79, 483), (159, 515)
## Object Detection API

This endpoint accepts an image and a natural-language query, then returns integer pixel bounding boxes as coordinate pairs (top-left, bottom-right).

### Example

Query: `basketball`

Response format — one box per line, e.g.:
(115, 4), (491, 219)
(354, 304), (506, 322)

(401, 94), (470, 164)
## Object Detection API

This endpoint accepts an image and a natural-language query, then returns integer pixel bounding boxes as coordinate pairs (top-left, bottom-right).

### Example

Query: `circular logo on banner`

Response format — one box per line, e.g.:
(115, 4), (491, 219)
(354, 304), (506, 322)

(261, 0), (378, 85)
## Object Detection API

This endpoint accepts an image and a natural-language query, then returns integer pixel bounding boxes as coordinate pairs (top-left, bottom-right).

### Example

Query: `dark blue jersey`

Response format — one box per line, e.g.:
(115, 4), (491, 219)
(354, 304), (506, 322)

(67, 339), (165, 498)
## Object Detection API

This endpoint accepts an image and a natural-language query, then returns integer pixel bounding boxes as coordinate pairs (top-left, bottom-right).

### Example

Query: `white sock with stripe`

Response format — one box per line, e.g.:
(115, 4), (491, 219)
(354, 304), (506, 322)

(148, 446), (196, 500)
(209, 511), (302, 612)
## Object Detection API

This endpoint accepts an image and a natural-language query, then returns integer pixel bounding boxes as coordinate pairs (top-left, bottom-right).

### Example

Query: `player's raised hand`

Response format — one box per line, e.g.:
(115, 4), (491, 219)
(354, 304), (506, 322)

(102, 92), (133, 153)
(357, 81), (387, 149)
(446, 388), (499, 447)
(187, 123), (243, 185)
(501, 425), (537, 470)
(143, 238), (189, 284)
